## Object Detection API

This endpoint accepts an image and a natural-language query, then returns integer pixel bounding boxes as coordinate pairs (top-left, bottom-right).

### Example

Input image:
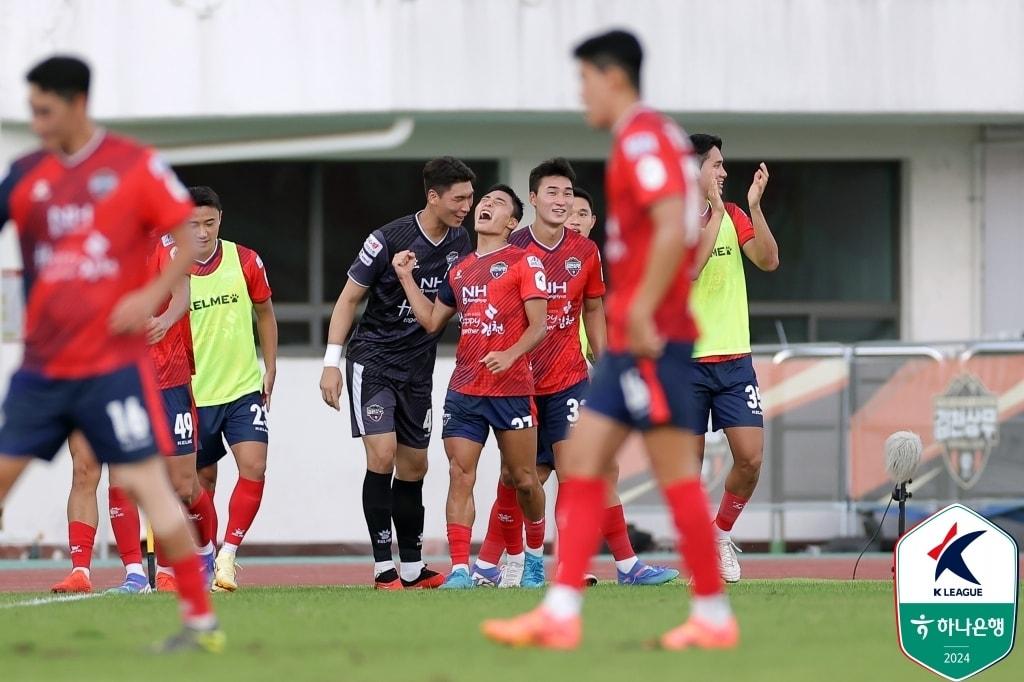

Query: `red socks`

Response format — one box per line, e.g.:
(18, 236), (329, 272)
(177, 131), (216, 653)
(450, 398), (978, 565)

(499, 483), (525, 554)
(108, 486), (142, 566)
(525, 517), (546, 553)
(665, 478), (722, 597)
(169, 552), (213, 623)
(447, 523), (472, 568)
(552, 478), (606, 589)
(602, 504), (636, 561)
(187, 487), (217, 547)
(478, 499), (507, 565)
(715, 491), (749, 532)
(224, 477), (264, 548)
(68, 521), (96, 571)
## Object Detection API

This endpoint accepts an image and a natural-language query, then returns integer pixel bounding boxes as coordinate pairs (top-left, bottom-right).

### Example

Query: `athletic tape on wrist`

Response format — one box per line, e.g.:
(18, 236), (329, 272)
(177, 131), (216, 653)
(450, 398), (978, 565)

(323, 344), (343, 368)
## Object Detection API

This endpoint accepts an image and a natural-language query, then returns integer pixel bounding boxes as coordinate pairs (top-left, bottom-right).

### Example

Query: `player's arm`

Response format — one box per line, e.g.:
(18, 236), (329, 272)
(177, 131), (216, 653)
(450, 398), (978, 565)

(254, 298), (278, 410)
(630, 196), (689, 357)
(691, 183), (726, 278)
(392, 250), (456, 333)
(320, 279), (368, 410)
(581, 296), (607, 360)
(482, 297), (547, 374)
(146, 273), (190, 345)
(741, 163), (779, 271)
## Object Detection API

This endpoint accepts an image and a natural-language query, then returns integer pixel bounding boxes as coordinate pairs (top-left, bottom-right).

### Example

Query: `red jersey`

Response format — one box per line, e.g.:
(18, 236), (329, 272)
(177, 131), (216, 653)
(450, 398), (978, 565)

(700, 202), (755, 244)
(148, 235), (195, 389)
(437, 245), (547, 397)
(604, 106), (700, 352)
(191, 240), (273, 302)
(0, 131), (193, 378)
(509, 226), (605, 395)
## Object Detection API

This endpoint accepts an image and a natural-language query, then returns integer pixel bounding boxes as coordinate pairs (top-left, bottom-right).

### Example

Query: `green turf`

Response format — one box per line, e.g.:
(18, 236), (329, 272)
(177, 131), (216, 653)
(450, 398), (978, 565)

(0, 581), (1019, 682)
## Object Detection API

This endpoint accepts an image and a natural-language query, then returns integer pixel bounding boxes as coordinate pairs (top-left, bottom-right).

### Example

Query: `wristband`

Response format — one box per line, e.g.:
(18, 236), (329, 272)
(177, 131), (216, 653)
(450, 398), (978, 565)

(323, 343), (343, 368)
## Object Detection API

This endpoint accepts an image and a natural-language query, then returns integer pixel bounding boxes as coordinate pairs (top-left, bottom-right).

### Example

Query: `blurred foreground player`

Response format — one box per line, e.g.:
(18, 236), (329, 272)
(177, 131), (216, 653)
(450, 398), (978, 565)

(0, 56), (222, 652)
(482, 30), (737, 651)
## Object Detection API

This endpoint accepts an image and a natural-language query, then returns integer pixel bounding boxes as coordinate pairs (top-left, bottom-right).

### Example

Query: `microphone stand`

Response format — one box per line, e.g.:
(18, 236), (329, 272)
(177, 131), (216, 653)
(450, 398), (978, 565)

(892, 480), (911, 538)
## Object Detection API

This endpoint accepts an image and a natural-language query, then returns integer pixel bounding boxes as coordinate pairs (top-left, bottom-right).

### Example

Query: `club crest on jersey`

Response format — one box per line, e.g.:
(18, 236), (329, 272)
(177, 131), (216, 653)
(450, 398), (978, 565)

(446, 251), (460, 265)
(88, 168), (119, 199)
(366, 404), (385, 423)
(565, 257), (582, 277)
(490, 261), (508, 279)
(30, 179), (51, 202)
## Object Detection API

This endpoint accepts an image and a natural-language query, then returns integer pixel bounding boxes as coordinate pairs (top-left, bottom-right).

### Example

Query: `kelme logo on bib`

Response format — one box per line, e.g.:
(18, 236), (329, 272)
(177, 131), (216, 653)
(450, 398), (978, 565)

(895, 503), (1018, 681)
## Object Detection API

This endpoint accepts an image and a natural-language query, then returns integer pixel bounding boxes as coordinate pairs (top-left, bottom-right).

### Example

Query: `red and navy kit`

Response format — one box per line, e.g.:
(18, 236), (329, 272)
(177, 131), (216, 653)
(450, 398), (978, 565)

(587, 106), (701, 431)
(0, 131), (192, 461)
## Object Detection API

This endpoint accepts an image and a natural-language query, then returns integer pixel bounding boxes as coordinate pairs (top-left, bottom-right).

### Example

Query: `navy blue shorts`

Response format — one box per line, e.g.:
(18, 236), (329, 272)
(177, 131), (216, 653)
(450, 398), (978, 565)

(585, 342), (696, 431)
(441, 390), (537, 445)
(196, 391), (268, 469)
(346, 360), (433, 450)
(0, 363), (173, 464)
(687, 355), (764, 434)
(535, 379), (588, 470)
(161, 383), (198, 456)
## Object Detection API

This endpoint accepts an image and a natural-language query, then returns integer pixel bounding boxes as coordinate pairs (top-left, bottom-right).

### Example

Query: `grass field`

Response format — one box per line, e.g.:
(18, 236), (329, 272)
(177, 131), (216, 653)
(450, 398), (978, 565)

(0, 580), (1020, 682)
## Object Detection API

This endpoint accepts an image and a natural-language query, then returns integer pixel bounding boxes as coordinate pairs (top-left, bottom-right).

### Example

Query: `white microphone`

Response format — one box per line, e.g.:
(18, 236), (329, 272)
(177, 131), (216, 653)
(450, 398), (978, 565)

(884, 431), (923, 485)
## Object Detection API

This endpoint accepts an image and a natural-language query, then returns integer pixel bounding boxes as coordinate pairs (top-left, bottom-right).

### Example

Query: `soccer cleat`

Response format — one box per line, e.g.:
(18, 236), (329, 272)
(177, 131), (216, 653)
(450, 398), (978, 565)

(617, 561), (680, 586)
(499, 561), (524, 588)
(152, 625), (227, 654)
(374, 568), (403, 591)
(400, 566), (445, 590)
(51, 570), (92, 594)
(659, 615), (740, 651)
(213, 550), (239, 592)
(716, 534), (742, 583)
(470, 562), (503, 587)
(584, 573), (599, 587)
(156, 572), (178, 593)
(105, 572), (151, 595)
(439, 567), (474, 590)
(481, 607), (582, 650)
(201, 551), (216, 589)
(521, 553), (545, 588)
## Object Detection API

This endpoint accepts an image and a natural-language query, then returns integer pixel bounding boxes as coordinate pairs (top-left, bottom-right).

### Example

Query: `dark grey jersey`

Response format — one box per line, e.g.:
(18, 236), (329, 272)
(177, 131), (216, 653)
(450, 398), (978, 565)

(345, 213), (472, 380)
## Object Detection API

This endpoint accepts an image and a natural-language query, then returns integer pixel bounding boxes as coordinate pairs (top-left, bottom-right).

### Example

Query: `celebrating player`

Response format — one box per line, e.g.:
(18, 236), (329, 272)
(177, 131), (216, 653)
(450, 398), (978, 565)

(483, 30), (737, 651)
(0, 56), (222, 652)
(319, 157), (474, 590)
(688, 133), (779, 583)
(188, 186), (278, 592)
(392, 184), (548, 590)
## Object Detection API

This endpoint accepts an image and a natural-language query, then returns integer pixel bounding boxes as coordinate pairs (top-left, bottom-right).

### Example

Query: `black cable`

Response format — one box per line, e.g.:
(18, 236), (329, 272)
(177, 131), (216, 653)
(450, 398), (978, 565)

(852, 494), (894, 580)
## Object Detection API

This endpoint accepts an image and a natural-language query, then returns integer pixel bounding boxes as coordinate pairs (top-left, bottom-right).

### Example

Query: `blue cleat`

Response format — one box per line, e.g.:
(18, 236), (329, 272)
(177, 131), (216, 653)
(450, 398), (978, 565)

(617, 561), (680, 586)
(105, 572), (152, 595)
(201, 551), (216, 589)
(470, 562), (502, 587)
(439, 568), (474, 590)
(521, 553), (546, 588)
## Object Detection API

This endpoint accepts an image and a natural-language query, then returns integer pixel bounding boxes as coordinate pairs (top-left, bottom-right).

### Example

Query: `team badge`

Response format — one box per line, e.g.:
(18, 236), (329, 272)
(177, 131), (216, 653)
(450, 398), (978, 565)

(366, 404), (385, 423)
(490, 261), (508, 279)
(565, 257), (582, 277)
(933, 375), (999, 489)
(30, 179), (51, 202)
(88, 168), (119, 199)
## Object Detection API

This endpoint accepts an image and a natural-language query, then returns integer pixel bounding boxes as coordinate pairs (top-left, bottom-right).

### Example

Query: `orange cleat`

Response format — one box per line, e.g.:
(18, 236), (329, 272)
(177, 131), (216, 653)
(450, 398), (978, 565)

(50, 570), (92, 594)
(373, 569), (404, 591)
(401, 567), (445, 590)
(156, 572), (178, 593)
(481, 607), (582, 650)
(660, 616), (740, 651)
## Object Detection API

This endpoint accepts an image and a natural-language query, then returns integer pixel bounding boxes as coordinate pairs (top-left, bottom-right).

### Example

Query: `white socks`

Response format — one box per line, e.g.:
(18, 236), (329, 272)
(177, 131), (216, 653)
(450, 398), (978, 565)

(615, 556), (638, 573)
(692, 594), (733, 627)
(219, 543), (237, 557)
(543, 585), (583, 619)
(400, 561), (425, 582)
(374, 560), (396, 577)
(125, 562), (145, 577)
(506, 552), (525, 566)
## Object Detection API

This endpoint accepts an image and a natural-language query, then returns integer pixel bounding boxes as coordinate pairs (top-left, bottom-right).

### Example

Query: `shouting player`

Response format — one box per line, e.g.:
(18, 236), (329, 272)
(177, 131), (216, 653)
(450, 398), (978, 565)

(392, 184), (548, 590)
(688, 133), (779, 582)
(189, 185), (278, 592)
(483, 30), (737, 651)
(319, 157), (474, 590)
(0, 56), (222, 652)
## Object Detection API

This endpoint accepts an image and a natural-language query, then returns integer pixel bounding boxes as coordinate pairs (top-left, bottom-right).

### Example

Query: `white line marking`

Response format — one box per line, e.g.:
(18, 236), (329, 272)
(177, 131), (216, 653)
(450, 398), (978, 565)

(0, 593), (102, 609)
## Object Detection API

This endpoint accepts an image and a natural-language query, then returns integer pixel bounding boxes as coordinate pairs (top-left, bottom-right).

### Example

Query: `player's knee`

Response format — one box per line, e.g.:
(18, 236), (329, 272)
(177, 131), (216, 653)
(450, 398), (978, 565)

(71, 460), (100, 490)
(735, 449), (763, 479)
(239, 458), (267, 481)
(447, 461), (476, 491)
(396, 455), (427, 481)
(366, 448), (396, 474)
(510, 467), (539, 494)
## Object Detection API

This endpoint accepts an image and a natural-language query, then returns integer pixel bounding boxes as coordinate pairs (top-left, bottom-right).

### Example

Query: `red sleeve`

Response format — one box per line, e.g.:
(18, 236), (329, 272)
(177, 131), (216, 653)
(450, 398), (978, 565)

(726, 203), (755, 246)
(620, 127), (688, 210)
(583, 243), (606, 299)
(137, 150), (194, 237)
(519, 253), (548, 301)
(238, 245), (273, 303)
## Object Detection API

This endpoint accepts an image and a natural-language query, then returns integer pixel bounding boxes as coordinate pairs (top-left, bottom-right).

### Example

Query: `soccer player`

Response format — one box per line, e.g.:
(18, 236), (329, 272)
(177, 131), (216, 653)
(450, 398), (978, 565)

(473, 163), (678, 589)
(564, 186), (597, 239)
(0, 56), (222, 652)
(319, 157), (473, 590)
(391, 184), (548, 590)
(482, 30), (737, 651)
(189, 185), (278, 592)
(688, 133), (779, 583)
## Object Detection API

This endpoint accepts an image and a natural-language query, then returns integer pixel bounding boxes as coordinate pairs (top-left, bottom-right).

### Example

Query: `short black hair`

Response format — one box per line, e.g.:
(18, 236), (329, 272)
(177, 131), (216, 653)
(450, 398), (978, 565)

(689, 133), (724, 166)
(423, 156), (476, 198)
(26, 56), (91, 101)
(484, 183), (524, 222)
(529, 157), (577, 195)
(573, 29), (643, 93)
(189, 186), (222, 212)
(572, 186), (595, 210)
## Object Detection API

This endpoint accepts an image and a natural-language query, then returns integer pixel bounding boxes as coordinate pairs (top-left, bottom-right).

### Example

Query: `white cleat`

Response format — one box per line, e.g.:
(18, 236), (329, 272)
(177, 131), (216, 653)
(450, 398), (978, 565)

(716, 534), (742, 583)
(499, 561), (524, 588)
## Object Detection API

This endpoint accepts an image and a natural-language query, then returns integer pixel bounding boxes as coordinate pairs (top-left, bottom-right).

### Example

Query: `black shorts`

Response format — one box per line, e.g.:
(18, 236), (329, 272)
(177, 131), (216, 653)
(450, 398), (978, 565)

(686, 355), (764, 434)
(346, 360), (433, 449)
